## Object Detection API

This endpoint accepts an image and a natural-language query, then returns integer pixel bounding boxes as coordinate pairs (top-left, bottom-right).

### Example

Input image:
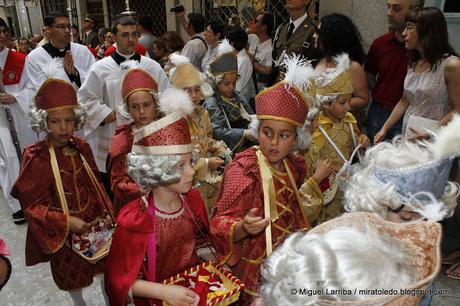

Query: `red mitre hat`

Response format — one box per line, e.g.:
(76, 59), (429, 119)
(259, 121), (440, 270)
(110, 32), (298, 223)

(35, 78), (78, 112)
(255, 81), (309, 127)
(131, 110), (192, 155)
(122, 68), (158, 102)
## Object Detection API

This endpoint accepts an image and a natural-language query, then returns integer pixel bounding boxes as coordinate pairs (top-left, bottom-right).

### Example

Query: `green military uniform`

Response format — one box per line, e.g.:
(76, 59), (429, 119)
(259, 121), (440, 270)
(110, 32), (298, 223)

(272, 15), (319, 82)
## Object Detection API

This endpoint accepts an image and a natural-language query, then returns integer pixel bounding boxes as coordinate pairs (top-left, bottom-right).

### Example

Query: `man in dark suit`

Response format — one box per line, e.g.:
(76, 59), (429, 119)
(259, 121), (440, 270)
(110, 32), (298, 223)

(271, 0), (319, 82)
(82, 14), (99, 48)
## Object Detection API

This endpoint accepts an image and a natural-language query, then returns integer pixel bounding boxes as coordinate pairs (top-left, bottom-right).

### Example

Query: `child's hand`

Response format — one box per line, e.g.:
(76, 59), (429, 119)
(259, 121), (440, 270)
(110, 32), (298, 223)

(357, 134), (371, 149)
(242, 208), (270, 236)
(208, 157), (225, 171)
(311, 159), (333, 184)
(69, 216), (91, 234)
(162, 284), (197, 306)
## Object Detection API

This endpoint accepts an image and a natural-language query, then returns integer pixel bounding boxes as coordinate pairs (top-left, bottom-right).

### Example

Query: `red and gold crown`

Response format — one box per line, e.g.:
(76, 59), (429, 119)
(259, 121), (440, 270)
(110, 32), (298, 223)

(256, 81), (310, 127)
(35, 79), (78, 112)
(255, 55), (315, 127)
(131, 88), (194, 155)
(122, 68), (158, 102)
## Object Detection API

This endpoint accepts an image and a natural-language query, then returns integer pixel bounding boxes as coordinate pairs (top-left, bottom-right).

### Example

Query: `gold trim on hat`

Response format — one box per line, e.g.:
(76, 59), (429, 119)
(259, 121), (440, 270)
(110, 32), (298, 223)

(132, 143), (193, 155)
(211, 69), (238, 77)
(134, 110), (186, 143)
(124, 87), (158, 103)
(45, 104), (77, 113)
(256, 115), (303, 127)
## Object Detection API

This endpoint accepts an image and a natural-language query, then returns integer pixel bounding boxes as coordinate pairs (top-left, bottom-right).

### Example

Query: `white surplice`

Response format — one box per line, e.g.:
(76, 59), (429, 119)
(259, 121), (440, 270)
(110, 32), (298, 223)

(0, 48), (39, 212)
(77, 55), (170, 172)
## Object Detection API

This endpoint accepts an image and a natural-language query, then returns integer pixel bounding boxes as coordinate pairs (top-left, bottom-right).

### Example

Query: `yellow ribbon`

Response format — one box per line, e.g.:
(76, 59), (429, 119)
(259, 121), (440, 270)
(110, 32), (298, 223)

(256, 148), (278, 257)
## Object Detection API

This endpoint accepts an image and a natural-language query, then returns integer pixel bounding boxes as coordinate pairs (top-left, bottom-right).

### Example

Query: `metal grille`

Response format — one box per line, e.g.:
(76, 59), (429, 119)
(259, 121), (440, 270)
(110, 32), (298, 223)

(40, 0), (66, 16)
(108, 0), (166, 37)
(194, 0), (318, 34)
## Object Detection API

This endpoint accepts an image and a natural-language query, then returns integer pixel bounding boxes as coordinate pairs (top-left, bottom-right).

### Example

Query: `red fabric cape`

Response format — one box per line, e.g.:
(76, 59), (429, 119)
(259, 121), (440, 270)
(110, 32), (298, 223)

(105, 189), (209, 306)
(3, 49), (26, 85)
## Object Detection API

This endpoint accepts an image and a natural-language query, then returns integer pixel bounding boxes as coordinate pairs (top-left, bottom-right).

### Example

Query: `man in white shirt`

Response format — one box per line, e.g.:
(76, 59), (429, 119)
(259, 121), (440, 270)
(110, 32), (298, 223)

(227, 26), (254, 104)
(78, 15), (170, 190)
(180, 13), (207, 71)
(0, 18), (37, 224)
(21, 13), (95, 92)
(248, 12), (274, 93)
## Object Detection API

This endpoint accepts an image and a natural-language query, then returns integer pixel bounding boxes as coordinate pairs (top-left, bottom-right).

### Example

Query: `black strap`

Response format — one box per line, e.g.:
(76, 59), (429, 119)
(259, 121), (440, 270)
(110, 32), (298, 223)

(191, 36), (208, 51)
(42, 42), (70, 58)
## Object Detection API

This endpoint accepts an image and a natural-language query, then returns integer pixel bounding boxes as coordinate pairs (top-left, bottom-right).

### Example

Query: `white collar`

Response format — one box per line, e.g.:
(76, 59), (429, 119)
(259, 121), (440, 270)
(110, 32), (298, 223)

(289, 12), (308, 32)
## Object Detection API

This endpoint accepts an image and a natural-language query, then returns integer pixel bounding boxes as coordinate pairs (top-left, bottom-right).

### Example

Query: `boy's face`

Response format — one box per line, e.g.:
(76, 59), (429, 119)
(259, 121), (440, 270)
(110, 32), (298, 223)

(166, 152), (196, 194)
(259, 119), (296, 168)
(217, 72), (237, 99)
(324, 94), (352, 122)
(46, 108), (76, 147)
(127, 91), (157, 128)
(184, 85), (202, 105)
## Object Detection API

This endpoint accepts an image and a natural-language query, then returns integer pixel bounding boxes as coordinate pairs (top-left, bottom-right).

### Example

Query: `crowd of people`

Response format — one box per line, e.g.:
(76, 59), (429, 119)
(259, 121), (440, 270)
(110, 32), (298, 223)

(1, 0), (460, 305)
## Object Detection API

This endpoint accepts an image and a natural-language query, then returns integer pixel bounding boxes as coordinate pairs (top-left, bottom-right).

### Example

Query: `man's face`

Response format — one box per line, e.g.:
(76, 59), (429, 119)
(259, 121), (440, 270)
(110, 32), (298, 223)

(0, 26), (10, 49)
(387, 0), (412, 32)
(114, 24), (138, 55)
(83, 19), (94, 31)
(48, 16), (71, 46)
(253, 14), (265, 35)
(286, 0), (311, 11)
(18, 39), (29, 52)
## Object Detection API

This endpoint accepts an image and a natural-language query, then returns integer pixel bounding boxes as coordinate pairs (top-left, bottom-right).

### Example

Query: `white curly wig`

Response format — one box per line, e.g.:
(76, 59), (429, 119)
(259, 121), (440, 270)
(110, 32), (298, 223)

(260, 226), (416, 306)
(28, 102), (87, 133)
(127, 153), (183, 193)
(344, 137), (459, 221)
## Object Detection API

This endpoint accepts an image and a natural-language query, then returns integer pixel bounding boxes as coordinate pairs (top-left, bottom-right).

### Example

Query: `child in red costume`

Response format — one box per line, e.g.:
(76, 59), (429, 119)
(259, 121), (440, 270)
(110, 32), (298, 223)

(11, 78), (113, 305)
(105, 88), (210, 306)
(210, 56), (333, 303)
(107, 63), (160, 213)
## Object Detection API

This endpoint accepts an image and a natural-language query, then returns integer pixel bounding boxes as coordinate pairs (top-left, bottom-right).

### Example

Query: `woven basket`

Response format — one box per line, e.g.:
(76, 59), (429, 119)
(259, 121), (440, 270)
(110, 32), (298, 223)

(162, 261), (244, 306)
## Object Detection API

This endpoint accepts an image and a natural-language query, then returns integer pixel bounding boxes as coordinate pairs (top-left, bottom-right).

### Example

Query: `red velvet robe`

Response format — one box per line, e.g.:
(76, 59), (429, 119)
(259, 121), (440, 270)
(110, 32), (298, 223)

(105, 189), (209, 306)
(210, 148), (309, 299)
(107, 124), (142, 213)
(11, 137), (113, 290)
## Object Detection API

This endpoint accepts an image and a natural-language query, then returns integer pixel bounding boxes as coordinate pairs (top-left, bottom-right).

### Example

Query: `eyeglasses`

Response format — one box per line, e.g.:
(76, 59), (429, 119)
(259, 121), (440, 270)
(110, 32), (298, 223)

(118, 31), (140, 39)
(51, 24), (71, 30)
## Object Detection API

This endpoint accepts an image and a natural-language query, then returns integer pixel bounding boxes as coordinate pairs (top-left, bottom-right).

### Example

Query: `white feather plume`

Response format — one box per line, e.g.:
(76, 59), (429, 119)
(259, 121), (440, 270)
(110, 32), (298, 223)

(316, 53), (351, 88)
(169, 54), (191, 67)
(430, 114), (460, 158)
(120, 60), (140, 71)
(159, 88), (194, 116)
(215, 39), (234, 57)
(334, 53), (351, 75)
(282, 54), (315, 92)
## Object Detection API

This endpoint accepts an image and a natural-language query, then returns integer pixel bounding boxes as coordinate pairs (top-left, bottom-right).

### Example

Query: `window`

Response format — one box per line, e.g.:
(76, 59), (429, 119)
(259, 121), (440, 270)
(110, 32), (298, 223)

(442, 0), (460, 17)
